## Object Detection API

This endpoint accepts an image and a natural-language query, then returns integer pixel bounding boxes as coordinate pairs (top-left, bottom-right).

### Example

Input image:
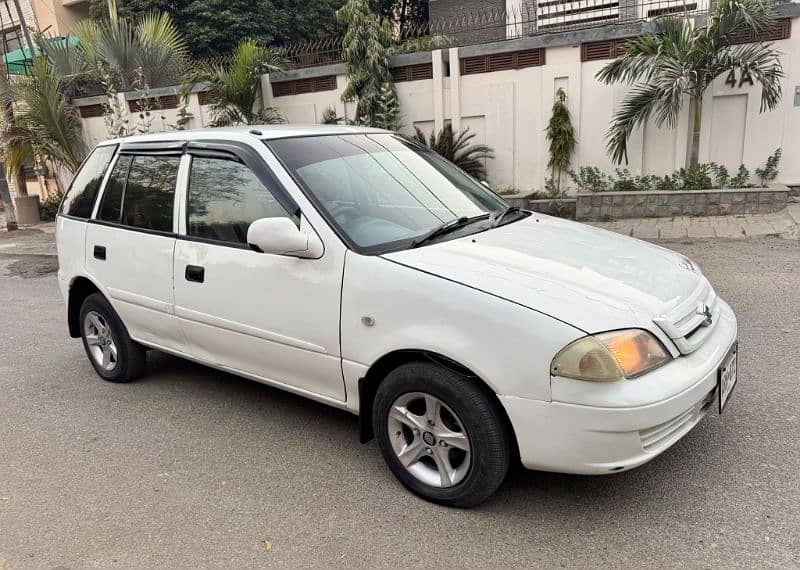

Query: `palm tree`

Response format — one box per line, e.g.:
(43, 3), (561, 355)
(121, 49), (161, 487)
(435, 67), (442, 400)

(183, 40), (287, 127)
(412, 124), (494, 180)
(596, 0), (783, 166)
(0, 58), (84, 190)
(38, 12), (188, 92)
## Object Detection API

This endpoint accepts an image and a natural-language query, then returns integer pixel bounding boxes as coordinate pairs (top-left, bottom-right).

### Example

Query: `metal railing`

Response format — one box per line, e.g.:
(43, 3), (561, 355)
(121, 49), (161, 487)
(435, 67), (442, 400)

(275, 0), (792, 69)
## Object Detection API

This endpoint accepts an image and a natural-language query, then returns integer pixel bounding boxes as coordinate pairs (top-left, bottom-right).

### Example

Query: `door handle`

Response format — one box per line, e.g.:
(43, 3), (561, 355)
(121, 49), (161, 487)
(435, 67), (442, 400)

(93, 245), (106, 260)
(185, 265), (205, 283)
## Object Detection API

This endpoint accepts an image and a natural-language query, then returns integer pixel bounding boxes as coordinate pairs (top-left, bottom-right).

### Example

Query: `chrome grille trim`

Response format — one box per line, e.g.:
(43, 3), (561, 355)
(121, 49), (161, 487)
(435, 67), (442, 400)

(653, 278), (719, 354)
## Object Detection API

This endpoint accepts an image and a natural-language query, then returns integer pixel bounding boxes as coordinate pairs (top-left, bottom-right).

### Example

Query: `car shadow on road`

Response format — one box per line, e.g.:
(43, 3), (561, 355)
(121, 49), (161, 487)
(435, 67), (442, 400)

(137, 350), (721, 516)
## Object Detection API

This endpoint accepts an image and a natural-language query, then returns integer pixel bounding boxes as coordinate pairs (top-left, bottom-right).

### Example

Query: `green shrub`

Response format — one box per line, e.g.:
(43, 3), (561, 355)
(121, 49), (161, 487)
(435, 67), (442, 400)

(39, 191), (63, 221)
(567, 153), (778, 192)
(755, 148), (782, 184)
(729, 164), (753, 188)
(678, 164), (713, 190)
(568, 166), (611, 193)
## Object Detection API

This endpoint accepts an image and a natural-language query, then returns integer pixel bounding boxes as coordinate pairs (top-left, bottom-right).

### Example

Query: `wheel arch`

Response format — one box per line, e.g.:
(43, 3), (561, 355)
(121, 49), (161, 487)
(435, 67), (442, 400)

(67, 275), (105, 337)
(357, 350), (518, 458)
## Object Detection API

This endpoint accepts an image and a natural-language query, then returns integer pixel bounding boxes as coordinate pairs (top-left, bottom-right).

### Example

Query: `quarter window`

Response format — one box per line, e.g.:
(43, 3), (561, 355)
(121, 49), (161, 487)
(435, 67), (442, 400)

(60, 145), (117, 219)
(97, 155), (132, 223)
(187, 156), (291, 244)
(119, 155), (180, 232)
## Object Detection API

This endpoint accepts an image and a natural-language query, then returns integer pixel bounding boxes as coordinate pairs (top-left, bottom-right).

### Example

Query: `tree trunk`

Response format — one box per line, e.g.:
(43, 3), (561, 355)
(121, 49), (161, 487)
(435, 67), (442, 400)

(686, 96), (702, 167)
(399, 0), (408, 38)
(0, 167), (18, 231)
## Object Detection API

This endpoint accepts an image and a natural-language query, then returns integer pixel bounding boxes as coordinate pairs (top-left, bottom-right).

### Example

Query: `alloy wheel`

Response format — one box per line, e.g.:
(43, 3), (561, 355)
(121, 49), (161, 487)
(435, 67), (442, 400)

(84, 311), (118, 372)
(387, 391), (471, 488)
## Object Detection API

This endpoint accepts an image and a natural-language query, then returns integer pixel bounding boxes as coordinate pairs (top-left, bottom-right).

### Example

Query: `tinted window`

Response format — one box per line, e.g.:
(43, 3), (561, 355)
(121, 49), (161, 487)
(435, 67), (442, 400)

(97, 155), (132, 223)
(187, 156), (290, 244)
(120, 155), (180, 232)
(60, 145), (117, 218)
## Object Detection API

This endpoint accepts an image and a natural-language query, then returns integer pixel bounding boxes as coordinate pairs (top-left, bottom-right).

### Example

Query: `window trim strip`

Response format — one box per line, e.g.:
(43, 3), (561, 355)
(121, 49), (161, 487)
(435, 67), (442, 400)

(87, 218), (178, 238)
(176, 233), (255, 251)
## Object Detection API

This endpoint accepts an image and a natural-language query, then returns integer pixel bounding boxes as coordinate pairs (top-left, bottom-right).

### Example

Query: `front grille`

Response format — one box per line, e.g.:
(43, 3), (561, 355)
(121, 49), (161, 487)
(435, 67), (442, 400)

(639, 388), (715, 452)
(653, 278), (720, 354)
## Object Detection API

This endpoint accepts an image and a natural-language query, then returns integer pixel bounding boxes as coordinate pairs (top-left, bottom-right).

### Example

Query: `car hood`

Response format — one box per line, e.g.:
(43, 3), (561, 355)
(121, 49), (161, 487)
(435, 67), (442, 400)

(382, 215), (704, 333)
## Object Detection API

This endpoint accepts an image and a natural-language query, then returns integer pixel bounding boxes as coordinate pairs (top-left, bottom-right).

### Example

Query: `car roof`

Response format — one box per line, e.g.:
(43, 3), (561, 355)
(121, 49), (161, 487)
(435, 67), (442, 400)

(98, 124), (389, 147)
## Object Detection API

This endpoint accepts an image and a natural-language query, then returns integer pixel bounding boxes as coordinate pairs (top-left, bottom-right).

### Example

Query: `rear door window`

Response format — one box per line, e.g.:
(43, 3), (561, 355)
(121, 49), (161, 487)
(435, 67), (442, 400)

(95, 154), (180, 232)
(120, 155), (180, 232)
(60, 145), (117, 218)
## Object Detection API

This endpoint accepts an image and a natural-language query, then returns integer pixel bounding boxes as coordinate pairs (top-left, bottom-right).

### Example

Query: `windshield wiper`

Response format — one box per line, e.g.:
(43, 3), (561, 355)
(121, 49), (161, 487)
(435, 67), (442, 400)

(411, 213), (490, 248)
(490, 206), (521, 228)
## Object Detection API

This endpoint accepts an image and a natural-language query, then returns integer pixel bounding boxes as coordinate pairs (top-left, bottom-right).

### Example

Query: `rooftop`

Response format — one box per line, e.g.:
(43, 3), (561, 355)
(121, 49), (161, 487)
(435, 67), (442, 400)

(99, 124), (388, 147)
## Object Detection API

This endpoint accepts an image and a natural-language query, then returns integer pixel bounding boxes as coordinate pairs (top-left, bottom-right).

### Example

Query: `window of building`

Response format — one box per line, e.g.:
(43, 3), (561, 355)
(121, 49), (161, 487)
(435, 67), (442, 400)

(0, 26), (23, 56)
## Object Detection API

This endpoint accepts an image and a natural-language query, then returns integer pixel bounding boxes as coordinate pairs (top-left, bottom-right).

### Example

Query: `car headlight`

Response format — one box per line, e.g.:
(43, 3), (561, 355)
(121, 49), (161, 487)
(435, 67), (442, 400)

(550, 329), (671, 382)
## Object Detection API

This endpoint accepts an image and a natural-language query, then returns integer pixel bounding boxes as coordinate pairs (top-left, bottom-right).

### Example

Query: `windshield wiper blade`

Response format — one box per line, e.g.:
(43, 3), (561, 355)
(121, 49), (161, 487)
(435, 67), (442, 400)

(411, 214), (490, 248)
(490, 206), (521, 228)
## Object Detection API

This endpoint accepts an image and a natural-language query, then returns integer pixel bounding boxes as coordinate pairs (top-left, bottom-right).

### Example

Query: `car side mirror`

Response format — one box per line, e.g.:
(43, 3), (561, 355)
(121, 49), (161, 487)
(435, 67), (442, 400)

(247, 217), (322, 258)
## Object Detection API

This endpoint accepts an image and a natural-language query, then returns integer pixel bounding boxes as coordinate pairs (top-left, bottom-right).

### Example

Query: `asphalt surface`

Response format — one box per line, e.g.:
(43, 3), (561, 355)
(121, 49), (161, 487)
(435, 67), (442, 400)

(0, 237), (798, 568)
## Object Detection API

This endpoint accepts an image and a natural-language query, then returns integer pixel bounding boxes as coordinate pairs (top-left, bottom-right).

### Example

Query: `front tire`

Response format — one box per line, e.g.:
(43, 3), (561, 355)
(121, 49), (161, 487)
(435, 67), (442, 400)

(79, 293), (146, 383)
(373, 361), (511, 507)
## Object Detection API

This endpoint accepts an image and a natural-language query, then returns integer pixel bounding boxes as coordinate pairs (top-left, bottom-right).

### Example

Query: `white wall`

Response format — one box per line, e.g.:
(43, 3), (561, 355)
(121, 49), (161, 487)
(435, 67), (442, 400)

(76, 15), (800, 191)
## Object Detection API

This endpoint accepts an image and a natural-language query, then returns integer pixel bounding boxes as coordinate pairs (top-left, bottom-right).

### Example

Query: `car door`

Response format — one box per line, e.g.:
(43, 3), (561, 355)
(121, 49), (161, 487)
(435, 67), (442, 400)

(172, 142), (346, 401)
(85, 149), (187, 353)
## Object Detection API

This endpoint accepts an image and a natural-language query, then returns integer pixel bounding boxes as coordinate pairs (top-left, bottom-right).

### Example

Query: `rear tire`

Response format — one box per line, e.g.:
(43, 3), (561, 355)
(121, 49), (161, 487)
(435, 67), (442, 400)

(79, 293), (146, 383)
(373, 361), (511, 507)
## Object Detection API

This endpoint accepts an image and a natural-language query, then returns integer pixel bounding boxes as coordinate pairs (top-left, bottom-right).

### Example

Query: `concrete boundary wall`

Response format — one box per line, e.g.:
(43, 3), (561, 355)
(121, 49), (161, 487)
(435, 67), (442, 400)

(575, 186), (790, 220)
(74, 4), (800, 195)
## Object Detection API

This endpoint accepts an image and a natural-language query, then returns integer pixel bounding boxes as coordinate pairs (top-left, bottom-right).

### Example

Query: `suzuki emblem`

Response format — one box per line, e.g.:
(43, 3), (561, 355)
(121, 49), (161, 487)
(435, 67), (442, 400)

(696, 302), (713, 327)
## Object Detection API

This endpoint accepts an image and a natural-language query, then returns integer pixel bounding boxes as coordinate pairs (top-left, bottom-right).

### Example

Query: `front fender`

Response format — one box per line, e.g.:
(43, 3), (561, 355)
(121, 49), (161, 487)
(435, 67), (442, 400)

(340, 252), (584, 403)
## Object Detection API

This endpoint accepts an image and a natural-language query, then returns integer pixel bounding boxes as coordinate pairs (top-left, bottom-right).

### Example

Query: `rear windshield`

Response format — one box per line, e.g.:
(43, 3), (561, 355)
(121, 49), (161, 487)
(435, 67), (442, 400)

(60, 145), (117, 219)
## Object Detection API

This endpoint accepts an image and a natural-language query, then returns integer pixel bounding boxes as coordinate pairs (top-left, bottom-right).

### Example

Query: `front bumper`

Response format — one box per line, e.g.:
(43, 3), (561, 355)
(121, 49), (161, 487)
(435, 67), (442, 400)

(501, 300), (738, 475)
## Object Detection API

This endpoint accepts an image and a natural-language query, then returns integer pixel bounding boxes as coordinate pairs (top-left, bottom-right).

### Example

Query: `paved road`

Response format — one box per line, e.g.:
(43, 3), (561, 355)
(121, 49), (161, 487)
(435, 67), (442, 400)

(1, 237), (798, 568)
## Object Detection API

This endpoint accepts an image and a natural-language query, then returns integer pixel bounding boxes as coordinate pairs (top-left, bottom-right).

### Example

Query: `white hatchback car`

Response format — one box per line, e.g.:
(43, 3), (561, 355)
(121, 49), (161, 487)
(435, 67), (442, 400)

(56, 125), (738, 507)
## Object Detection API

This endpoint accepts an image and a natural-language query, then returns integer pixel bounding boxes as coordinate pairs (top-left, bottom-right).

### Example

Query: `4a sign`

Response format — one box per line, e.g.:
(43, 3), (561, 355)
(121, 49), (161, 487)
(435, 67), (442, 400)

(725, 69), (755, 88)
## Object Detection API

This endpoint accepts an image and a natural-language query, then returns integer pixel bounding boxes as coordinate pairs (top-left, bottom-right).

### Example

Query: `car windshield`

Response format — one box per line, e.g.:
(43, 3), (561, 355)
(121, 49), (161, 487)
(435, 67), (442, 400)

(267, 134), (510, 253)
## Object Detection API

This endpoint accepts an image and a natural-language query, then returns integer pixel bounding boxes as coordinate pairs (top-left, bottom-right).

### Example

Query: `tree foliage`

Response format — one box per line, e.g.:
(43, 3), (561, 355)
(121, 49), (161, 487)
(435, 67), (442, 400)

(39, 11), (187, 91)
(337, 0), (399, 129)
(545, 88), (576, 193)
(412, 124), (494, 180)
(0, 58), (84, 177)
(183, 40), (286, 126)
(89, 0), (347, 58)
(596, 0), (783, 165)
(372, 0), (429, 38)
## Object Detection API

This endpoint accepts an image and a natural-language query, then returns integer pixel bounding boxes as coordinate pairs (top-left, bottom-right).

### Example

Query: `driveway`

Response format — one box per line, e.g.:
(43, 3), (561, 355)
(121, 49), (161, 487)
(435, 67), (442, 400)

(0, 237), (798, 568)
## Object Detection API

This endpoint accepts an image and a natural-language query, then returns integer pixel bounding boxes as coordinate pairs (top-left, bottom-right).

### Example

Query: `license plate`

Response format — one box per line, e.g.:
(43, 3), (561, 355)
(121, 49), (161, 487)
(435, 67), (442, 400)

(718, 341), (738, 413)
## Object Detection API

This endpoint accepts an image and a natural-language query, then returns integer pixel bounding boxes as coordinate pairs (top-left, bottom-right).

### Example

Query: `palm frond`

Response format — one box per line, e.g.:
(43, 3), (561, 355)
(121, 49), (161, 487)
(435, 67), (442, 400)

(135, 12), (188, 88)
(707, 0), (777, 46)
(3, 58), (84, 173)
(184, 40), (286, 126)
(413, 124), (494, 180)
(34, 33), (90, 85)
(605, 83), (663, 164)
(713, 42), (784, 111)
